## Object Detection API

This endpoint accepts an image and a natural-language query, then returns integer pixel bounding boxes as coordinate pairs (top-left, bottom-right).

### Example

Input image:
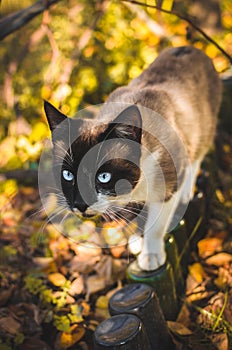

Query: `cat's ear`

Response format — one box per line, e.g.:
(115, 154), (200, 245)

(109, 105), (142, 142)
(44, 100), (68, 131)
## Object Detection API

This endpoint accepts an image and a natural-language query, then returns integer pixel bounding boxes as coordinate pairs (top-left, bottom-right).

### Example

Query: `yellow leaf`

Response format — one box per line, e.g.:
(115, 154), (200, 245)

(29, 122), (49, 143)
(161, 0), (173, 11)
(48, 272), (66, 287)
(60, 326), (85, 349)
(96, 295), (109, 309)
(188, 263), (205, 283)
(216, 189), (225, 203)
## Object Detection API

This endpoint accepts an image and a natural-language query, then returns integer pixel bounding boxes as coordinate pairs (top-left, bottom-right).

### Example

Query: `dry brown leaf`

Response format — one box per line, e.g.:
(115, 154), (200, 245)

(112, 258), (128, 281)
(33, 257), (57, 273)
(0, 287), (14, 307)
(74, 243), (102, 257)
(167, 321), (193, 336)
(214, 267), (232, 290)
(208, 332), (228, 350)
(69, 276), (84, 296)
(69, 255), (100, 274)
(86, 275), (107, 297)
(95, 255), (113, 283)
(0, 316), (21, 334)
(205, 252), (232, 266)
(48, 272), (66, 287)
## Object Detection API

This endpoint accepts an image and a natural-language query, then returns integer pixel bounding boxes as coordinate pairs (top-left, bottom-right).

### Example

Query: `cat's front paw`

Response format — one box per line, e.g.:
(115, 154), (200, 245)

(137, 251), (166, 271)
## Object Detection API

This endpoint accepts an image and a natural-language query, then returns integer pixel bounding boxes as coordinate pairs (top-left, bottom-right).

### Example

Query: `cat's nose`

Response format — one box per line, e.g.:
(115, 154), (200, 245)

(73, 201), (88, 213)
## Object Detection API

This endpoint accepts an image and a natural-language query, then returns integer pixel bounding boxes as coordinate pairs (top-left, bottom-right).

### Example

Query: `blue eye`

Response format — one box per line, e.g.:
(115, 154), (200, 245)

(62, 170), (74, 182)
(97, 172), (112, 184)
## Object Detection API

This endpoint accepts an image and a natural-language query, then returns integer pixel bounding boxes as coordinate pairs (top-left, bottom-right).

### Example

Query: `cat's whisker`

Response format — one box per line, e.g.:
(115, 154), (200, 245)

(25, 205), (46, 220)
(105, 208), (138, 239)
(55, 142), (74, 165)
(110, 205), (147, 223)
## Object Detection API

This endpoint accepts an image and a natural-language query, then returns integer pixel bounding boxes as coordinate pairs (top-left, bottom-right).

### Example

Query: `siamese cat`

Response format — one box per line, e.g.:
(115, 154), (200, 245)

(44, 46), (222, 271)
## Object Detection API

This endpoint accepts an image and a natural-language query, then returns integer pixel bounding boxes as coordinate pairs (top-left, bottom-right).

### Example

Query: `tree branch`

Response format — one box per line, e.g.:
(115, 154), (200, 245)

(125, 1), (167, 38)
(0, 0), (60, 41)
(122, 0), (232, 65)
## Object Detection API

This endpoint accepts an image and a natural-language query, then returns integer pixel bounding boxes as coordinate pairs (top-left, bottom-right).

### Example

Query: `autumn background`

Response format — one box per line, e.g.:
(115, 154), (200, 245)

(0, 0), (232, 349)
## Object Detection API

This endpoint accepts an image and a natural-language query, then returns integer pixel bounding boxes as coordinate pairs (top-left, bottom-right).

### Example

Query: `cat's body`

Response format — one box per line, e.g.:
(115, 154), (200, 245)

(44, 46), (222, 271)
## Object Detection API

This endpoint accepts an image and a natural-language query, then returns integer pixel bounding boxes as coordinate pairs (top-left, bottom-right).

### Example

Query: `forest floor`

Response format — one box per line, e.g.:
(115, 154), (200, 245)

(0, 105), (232, 349)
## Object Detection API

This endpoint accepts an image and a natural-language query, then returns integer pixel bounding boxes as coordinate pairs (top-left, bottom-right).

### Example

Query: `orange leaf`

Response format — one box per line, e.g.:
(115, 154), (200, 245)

(80, 301), (90, 317)
(110, 242), (126, 258)
(48, 272), (66, 287)
(198, 238), (222, 258)
(205, 253), (232, 267)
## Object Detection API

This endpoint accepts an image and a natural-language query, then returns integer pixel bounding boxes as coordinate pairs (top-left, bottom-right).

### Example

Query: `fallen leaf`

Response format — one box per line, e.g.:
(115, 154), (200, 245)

(198, 237), (223, 258)
(95, 295), (109, 309)
(214, 267), (232, 290)
(205, 253), (232, 266)
(74, 243), (102, 257)
(209, 332), (229, 350)
(0, 287), (14, 307)
(60, 325), (85, 349)
(188, 263), (205, 283)
(48, 272), (67, 287)
(80, 302), (90, 317)
(69, 276), (84, 296)
(86, 275), (107, 297)
(110, 240), (127, 258)
(167, 321), (193, 336)
(0, 316), (21, 334)
(95, 255), (113, 283)
(69, 255), (100, 274)
(33, 257), (57, 273)
(112, 259), (128, 282)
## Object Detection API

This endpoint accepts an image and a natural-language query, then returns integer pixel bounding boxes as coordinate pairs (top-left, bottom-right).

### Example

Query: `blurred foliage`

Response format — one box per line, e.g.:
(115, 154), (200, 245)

(0, 0), (232, 172)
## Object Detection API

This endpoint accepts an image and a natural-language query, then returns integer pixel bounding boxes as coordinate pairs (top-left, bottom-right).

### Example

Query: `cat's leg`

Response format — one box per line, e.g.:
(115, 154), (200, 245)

(137, 190), (182, 271)
(181, 159), (202, 204)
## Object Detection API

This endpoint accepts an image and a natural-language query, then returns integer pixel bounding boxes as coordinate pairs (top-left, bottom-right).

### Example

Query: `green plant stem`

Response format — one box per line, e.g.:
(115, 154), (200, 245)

(212, 289), (228, 332)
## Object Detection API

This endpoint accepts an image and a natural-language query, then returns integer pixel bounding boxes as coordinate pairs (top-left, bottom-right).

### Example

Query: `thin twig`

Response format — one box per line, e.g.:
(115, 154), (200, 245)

(122, 0), (232, 65)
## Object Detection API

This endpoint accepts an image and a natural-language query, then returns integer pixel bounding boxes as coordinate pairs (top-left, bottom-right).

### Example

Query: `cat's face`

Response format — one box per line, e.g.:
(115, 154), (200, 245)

(44, 101), (143, 221)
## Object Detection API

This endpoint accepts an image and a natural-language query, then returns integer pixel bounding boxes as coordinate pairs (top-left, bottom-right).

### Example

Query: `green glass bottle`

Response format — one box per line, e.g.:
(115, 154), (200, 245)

(171, 219), (189, 276)
(127, 260), (178, 320)
(109, 283), (175, 350)
(165, 233), (185, 296)
(94, 314), (151, 350)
